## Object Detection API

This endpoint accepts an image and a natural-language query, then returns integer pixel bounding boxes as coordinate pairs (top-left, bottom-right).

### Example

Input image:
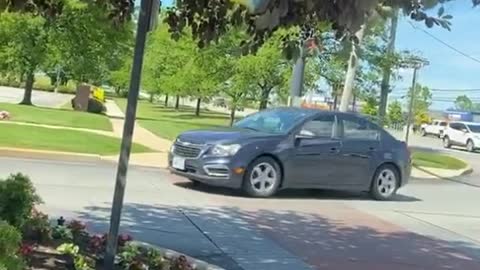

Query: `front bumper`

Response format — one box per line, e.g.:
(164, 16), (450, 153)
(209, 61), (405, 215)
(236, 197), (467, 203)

(168, 154), (245, 189)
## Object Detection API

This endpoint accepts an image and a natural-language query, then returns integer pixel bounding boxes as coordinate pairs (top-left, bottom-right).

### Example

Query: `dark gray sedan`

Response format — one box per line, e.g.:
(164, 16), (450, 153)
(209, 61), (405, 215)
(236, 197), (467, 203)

(169, 108), (411, 200)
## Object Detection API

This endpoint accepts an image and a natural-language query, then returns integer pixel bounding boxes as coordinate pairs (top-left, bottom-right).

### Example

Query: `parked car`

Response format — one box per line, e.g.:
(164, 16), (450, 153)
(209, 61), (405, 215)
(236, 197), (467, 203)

(421, 120), (448, 138)
(168, 108), (411, 200)
(443, 121), (480, 152)
(213, 98), (227, 108)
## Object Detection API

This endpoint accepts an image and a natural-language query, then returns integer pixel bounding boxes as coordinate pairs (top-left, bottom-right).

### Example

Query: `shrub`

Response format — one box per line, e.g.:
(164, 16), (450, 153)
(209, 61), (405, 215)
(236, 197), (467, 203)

(52, 225), (73, 242)
(0, 220), (25, 270)
(22, 209), (52, 243)
(0, 173), (42, 228)
(58, 81), (77, 94)
(33, 76), (54, 92)
(87, 98), (106, 114)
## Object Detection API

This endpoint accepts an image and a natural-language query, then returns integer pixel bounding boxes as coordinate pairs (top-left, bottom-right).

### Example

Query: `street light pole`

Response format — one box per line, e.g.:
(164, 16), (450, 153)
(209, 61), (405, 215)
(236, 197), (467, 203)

(404, 66), (418, 144)
(104, 0), (157, 268)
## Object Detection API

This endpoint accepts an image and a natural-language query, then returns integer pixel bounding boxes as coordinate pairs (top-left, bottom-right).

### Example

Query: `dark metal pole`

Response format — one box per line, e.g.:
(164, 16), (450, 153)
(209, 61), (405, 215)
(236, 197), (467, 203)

(104, 0), (153, 268)
(405, 67), (419, 144)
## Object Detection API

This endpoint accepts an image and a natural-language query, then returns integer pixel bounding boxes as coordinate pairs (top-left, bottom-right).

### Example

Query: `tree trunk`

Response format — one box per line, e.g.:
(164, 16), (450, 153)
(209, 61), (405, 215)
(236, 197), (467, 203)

(149, 92), (154, 103)
(289, 55), (306, 106)
(175, 95), (180, 110)
(339, 22), (367, 112)
(164, 94), (169, 107)
(378, 9), (399, 126)
(195, 97), (201, 116)
(229, 105), (236, 126)
(20, 71), (34, 105)
(258, 88), (271, 110)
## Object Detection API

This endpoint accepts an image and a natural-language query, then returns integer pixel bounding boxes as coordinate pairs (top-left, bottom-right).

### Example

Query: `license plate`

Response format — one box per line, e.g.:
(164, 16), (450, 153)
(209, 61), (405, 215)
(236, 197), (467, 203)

(172, 156), (186, 170)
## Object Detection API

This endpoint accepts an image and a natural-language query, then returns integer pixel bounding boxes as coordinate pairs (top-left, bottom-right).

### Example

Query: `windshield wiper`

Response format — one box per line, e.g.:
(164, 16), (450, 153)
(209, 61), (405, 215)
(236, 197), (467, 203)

(242, 126), (260, 132)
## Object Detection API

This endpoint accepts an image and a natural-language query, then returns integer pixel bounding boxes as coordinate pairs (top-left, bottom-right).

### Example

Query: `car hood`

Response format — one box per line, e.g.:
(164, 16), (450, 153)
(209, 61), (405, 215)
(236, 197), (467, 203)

(177, 128), (280, 145)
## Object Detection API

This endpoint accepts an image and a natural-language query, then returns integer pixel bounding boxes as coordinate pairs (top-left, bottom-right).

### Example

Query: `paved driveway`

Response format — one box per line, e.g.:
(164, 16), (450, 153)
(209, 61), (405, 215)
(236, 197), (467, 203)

(1, 157), (478, 270)
(0, 86), (73, 108)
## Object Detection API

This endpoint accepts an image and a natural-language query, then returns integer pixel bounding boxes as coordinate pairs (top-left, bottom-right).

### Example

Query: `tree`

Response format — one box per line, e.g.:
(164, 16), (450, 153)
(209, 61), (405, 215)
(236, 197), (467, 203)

(407, 83), (432, 126)
(0, 12), (47, 105)
(361, 94), (379, 117)
(388, 100), (404, 127)
(455, 95), (474, 111)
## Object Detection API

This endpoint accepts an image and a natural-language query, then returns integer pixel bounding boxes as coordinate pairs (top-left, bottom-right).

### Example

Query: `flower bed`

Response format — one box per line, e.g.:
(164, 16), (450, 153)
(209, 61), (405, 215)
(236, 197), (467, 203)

(0, 173), (207, 270)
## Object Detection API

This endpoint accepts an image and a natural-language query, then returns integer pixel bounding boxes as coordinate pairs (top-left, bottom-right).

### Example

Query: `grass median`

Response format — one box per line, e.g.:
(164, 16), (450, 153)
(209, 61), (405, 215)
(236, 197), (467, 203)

(0, 102), (112, 131)
(115, 98), (231, 140)
(0, 124), (150, 155)
(412, 151), (468, 170)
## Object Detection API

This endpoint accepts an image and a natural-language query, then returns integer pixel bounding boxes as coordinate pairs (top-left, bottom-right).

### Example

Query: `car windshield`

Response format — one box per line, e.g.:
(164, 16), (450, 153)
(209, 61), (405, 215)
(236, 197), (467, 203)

(468, 125), (480, 133)
(440, 122), (447, 126)
(234, 109), (311, 134)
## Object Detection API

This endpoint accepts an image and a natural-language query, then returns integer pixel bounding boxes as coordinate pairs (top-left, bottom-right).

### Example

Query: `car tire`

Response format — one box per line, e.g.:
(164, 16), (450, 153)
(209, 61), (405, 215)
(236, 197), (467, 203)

(467, 139), (475, 152)
(370, 164), (399, 201)
(421, 129), (427, 137)
(243, 156), (281, 198)
(443, 136), (451, 148)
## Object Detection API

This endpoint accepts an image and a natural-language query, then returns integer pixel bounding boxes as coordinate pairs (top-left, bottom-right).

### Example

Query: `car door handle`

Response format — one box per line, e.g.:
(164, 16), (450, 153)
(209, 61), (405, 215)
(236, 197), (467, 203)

(369, 147), (376, 151)
(329, 147), (339, 153)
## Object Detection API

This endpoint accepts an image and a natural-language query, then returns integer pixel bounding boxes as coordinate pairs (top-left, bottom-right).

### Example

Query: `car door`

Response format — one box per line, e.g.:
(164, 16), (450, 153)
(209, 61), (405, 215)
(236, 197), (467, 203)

(449, 123), (464, 144)
(288, 114), (342, 186)
(336, 115), (381, 186)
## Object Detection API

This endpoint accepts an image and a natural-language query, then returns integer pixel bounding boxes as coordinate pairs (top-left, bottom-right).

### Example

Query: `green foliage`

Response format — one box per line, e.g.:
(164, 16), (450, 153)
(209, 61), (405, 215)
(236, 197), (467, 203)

(57, 243), (94, 270)
(52, 225), (74, 242)
(0, 173), (42, 228)
(0, 220), (25, 270)
(388, 100), (404, 126)
(22, 209), (52, 243)
(407, 84), (432, 125)
(455, 95), (474, 111)
(361, 95), (379, 116)
(118, 242), (142, 269)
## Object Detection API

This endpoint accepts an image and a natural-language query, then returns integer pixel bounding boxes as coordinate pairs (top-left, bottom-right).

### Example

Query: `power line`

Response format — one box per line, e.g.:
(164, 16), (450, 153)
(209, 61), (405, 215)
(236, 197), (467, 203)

(408, 21), (480, 65)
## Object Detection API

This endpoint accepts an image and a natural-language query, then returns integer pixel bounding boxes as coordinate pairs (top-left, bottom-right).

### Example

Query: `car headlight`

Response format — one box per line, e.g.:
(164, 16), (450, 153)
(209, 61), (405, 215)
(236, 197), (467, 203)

(170, 144), (175, 153)
(210, 144), (241, 157)
(474, 135), (480, 140)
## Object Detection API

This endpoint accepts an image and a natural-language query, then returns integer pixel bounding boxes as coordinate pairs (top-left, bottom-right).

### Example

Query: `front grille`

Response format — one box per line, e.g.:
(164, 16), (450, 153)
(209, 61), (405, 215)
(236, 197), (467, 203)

(174, 143), (202, 158)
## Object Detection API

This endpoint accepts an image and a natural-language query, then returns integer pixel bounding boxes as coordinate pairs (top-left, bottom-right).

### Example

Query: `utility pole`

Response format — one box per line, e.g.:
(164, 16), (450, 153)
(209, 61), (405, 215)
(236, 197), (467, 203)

(378, 9), (399, 126)
(405, 67), (418, 144)
(289, 51), (306, 107)
(104, 0), (159, 268)
(54, 65), (61, 93)
(404, 57), (429, 144)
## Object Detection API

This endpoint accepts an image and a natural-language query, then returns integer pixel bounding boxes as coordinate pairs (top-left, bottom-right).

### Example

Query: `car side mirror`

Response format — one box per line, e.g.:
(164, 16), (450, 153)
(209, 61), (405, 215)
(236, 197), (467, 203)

(462, 129), (468, 133)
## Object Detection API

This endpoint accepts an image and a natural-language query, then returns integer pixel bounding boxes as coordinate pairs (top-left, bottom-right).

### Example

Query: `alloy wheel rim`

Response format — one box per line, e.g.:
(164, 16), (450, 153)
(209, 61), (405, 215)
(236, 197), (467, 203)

(250, 163), (277, 193)
(468, 141), (474, 151)
(377, 169), (396, 197)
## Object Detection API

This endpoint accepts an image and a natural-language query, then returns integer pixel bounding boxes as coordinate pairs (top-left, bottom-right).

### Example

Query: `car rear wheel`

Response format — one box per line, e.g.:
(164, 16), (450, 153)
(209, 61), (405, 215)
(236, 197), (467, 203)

(370, 164), (399, 201)
(467, 140), (475, 152)
(421, 129), (426, 137)
(243, 157), (281, 198)
(443, 136), (451, 148)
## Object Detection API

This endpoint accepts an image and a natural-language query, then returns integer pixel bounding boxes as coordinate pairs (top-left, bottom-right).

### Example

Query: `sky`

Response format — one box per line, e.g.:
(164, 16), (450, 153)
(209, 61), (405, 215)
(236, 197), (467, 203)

(157, 0), (479, 110)
(392, 1), (480, 110)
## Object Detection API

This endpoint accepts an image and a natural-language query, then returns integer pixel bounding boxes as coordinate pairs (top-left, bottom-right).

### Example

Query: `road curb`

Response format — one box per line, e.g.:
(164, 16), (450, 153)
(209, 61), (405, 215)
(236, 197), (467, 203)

(0, 147), (104, 164)
(412, 164), (473, 180)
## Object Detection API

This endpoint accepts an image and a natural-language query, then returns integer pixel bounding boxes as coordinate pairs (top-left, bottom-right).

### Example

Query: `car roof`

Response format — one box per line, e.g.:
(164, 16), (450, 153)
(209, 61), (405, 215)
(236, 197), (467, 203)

(270, 107), (374, 121)
(450, 121), (480, 125)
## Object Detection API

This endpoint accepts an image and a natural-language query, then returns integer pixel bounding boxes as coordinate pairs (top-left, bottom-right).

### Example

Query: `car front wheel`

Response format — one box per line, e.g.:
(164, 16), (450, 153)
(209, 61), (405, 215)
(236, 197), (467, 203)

(243, 157), (281, 198)
(443, 136), (451, 148)
(467, 139), (475, 152)
(370, 164), (399, 201)
(421, 129), (426, 136)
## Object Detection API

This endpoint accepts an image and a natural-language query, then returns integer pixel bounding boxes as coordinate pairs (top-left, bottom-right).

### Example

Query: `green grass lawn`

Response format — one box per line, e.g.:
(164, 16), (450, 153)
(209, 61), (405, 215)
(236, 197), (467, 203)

(115, 98), (232, 140)
(0, 103), (112, 131)
(412, 151), (468, 170)
(0, 124), (150, 155)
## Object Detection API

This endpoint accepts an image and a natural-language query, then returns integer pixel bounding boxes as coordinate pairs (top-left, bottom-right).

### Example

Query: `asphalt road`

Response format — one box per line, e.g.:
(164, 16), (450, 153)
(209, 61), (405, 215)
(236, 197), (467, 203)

(389, 129), (480, 187)
(0, 86), (73, 107)
(1, 157), (479, 270)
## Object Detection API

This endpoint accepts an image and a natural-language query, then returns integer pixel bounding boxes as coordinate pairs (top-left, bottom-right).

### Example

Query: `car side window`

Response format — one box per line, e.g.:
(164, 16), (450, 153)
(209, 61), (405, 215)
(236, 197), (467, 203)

(342, 117), (379, 141)
(458, 123), (467, 131)
(450, 123), (460, 130)
(300, 115), (335, 138)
